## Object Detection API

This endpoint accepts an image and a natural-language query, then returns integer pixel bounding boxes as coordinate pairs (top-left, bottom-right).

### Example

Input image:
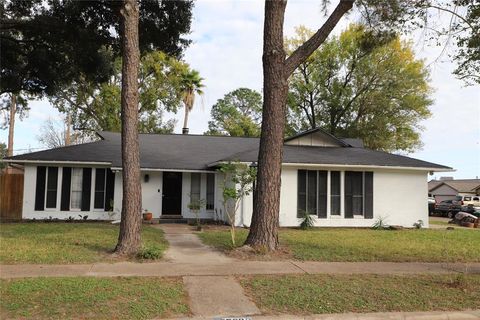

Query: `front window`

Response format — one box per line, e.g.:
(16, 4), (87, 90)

(70, 168), (83, 209)
(190, 173), (201, 204)
(330, 171), (341, 216)
(206, 173), (215, 210)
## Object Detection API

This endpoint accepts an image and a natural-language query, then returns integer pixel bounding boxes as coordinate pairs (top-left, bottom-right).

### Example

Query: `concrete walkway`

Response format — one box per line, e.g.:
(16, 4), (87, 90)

(165, 310), (480, 320)
(158, 224), (233, 264)
(1, 261), (479, 279)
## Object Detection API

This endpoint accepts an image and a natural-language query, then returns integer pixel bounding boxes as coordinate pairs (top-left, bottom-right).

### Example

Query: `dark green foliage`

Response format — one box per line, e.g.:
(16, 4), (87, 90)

(0, 0), (194, 96)
(206, 88), (263, 137)
(138, 245), (163, 260)
(286, 24), (432, 152)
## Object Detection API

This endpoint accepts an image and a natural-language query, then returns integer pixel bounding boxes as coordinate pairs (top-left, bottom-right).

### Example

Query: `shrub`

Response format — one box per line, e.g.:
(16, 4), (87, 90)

(371, 216), (388, 230)
(413, 220), (424, 229)
(137, 245), (163, 260)
(299, 210), (315, 230)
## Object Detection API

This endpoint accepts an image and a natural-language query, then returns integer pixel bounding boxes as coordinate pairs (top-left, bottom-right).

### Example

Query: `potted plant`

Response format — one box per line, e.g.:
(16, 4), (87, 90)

(142, 209), (153, 221)
(188, 198), (206, 231)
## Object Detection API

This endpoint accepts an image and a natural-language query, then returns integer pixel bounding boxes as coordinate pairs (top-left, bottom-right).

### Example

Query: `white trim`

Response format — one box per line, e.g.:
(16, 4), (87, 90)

(3, 159), (111, 165)
(281, 162), (453, 172)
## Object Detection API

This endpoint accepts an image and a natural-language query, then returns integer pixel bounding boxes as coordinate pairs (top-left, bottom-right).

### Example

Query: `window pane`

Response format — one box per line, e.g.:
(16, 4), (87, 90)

(71, 168), (83, 209)
(318, 171), (327, 218)
(190, 173), (201, 203)
(206, 173), (215, 210)
(330, 171), (341, 215)
(297, 170), (306, 217)
(45, 167), (58, 208)
(307, 170), (317, 215)
(94, 169), (106, 209)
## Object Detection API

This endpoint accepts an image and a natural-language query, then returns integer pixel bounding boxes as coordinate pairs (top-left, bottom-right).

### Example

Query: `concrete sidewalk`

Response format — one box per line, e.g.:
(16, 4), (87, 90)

(1, 261), (479, 279)
(164, 310), (480, 320)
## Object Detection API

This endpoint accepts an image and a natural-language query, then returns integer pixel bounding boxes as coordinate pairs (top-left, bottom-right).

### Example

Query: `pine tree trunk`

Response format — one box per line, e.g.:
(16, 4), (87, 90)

(245, 0), (288, 251)
(115, 0), (142, 256)
(245, 0), (354, 251)
(7, 94), (16, 157)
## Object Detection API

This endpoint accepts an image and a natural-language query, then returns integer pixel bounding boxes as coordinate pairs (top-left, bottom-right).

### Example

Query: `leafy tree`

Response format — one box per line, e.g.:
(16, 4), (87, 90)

(206, 88), (263, 137)
(180, 70), (204, 134)
(246, 0), (476, 252)
(451, 0), (480, 85)
(286, 25), (432, 153)
(1, 0), (194, 96)
(50, 51), (186, 136)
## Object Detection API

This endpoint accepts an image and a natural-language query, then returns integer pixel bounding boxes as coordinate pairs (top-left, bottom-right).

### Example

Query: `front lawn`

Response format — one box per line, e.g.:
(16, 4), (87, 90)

(198, 228), (480, 262)
(0, 223), (168, 264)
(240, 274), (480, 315)
(0, 277), (189, 320)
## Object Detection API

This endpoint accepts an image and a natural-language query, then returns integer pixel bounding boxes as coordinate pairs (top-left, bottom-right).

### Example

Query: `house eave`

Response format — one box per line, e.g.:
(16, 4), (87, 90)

(110, 167), (217, 173)
(208, 161), (453, 172)
(2, 159), (112, 166)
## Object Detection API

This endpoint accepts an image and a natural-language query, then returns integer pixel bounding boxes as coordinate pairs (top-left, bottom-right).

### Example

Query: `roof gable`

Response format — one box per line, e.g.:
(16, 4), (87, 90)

(284, 128), (349, 147)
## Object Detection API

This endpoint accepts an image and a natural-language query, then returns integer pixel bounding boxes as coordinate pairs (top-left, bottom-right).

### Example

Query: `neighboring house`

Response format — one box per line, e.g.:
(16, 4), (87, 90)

(4, 128), (451, 228)
(428, 179), (480, 202)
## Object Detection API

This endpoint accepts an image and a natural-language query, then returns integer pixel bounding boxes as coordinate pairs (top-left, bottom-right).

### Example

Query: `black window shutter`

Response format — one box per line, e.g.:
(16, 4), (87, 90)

(34, 166), (46, 211)
(317, 171), (327, 218)
(297, 170), (307, 217)
(45, 167), (58, 208)
(61, 167), (72, 211)
(81, 168), (92, 211)
(364, 172), (374, 219)
(105, 169), (115, 211)
(344, 171), (353, 218)
(94, 168), (106, 209)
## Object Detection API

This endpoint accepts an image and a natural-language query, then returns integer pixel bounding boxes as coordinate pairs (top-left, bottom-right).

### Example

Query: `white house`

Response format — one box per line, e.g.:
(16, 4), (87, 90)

(4, 128), (451, 228)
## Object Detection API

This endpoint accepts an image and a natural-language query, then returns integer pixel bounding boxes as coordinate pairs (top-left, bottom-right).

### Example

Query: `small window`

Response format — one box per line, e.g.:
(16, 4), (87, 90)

(190, 173), (201, 204)
(307, 171), (317, 215)
(464, 196), (472, 201)
(94, 169), (107, 209)
(70, 168), (83, 209)
(45, 167), (58, 208)
(473, 197), (479, 201)
(297, 170), (307, 217)
(206, 173), (215, 210)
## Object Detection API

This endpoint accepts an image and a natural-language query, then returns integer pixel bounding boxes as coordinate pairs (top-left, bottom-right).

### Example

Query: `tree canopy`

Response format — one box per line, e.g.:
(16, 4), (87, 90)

(0, 0), (194, 96)
(206, 88), (263, 137)
(286, 24), (432, 152)
(50, 51), (191, 135)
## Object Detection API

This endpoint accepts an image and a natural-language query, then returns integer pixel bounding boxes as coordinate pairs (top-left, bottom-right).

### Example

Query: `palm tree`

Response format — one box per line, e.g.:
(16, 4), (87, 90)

(180, 69), (204, 134)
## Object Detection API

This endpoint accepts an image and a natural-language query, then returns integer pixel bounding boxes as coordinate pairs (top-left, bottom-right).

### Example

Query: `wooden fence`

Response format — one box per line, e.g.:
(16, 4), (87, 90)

(0, 173), (24, 221)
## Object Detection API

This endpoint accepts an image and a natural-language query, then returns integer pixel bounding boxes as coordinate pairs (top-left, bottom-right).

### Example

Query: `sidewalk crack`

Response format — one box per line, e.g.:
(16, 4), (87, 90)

(289, 261), (309, 274)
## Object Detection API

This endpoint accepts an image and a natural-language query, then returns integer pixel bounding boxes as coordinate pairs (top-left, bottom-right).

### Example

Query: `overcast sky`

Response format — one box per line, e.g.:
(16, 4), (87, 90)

(1, 0), (479, 179)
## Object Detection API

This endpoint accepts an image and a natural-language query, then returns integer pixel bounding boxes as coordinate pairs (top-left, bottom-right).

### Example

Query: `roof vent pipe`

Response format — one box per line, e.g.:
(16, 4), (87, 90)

(182, 127), (189, 134)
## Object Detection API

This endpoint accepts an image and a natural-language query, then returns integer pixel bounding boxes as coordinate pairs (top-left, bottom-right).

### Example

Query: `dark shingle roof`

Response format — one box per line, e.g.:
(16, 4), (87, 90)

(6, 131), (451, 171)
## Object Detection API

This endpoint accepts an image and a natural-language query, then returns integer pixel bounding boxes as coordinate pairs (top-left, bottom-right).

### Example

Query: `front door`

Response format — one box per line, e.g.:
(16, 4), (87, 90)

(161, 172), (182, 215)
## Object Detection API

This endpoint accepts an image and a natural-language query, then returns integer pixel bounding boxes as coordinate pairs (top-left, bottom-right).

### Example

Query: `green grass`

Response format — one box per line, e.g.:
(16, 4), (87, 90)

(0, 277), (189, 320)
(240, 274), (480, 315)
(429, 219), (449, 225)
(0, 223), (168, 264)
(199, 228), (480, 262)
